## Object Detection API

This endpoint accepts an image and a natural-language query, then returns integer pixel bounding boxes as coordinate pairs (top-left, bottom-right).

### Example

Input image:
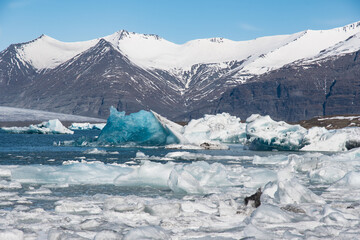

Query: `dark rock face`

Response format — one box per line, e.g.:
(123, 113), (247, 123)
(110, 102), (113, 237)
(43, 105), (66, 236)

(0, 36), (359, 122)
(212, 50), (360, 121)
(0, 39), (184, 119)
(244, 188), (262, 208)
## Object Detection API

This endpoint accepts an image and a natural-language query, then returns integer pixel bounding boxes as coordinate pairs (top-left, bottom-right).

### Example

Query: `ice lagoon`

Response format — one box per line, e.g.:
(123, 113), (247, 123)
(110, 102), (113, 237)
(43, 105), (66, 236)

(1, 111), (360, 239)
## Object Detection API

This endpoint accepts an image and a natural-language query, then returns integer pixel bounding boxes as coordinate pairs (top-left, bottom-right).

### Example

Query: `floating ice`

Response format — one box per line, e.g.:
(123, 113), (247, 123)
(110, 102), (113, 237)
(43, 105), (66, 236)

(84, 148), (119, 154)
(330, 171), (360, 189)
(302, 127), (360, 151)
(123, 226), (169, 240)
(97, 107), (181, 146)
(183, 113), (246, 144)
(168, 161), (232, 194)
(0, 229), (24, 240)
(262, 169), (326, 205)
(69, 122), (106, 130)
(9, 159), (233, 194)
(1, 119), (73, 134)
(245, 114), (308, 151)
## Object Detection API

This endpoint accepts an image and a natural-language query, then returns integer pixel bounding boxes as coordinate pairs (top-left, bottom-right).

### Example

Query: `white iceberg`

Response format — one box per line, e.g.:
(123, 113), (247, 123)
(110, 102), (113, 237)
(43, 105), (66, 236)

(1, 119), (73, 134)
(183, 113), (246, 145)
(245, 114), (308, 151)
(302, 127), (360, 151)
(69, 122), (106, 130)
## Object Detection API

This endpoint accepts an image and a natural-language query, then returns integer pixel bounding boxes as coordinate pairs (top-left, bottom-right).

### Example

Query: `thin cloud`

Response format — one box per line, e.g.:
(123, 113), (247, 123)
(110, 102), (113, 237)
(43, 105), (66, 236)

(8, 0), (34, 9)
(238, 23), (261, 31)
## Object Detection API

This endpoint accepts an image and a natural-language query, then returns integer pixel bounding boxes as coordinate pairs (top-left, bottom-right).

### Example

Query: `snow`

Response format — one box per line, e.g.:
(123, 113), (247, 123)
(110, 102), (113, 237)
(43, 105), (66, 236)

(318, 115), (360, 121)
(16, 34), (98, 70)
(2, 119), (74, 134)
(0, 106), (105, 122)
(97, 107), (181, 146)
(11, 21), (360, 79)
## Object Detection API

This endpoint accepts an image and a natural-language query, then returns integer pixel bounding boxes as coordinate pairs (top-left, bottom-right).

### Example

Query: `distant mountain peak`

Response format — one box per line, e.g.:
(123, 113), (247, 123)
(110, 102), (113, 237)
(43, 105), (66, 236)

(2, 20), (359, 73)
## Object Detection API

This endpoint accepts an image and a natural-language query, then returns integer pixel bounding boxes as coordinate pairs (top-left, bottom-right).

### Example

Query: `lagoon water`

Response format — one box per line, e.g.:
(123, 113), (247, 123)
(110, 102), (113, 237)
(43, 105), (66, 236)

(0, 129), (360, 239)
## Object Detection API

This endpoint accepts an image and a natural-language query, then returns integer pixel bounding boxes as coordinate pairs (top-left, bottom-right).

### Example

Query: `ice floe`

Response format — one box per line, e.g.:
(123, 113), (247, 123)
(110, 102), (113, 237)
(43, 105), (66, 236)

(2, 119), (73, 134)
(69, 122), (106, 130)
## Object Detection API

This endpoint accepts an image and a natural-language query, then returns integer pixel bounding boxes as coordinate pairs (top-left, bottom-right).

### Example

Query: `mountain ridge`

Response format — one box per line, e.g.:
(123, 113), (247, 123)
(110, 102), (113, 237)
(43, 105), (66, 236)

(1, 21), (360, 121)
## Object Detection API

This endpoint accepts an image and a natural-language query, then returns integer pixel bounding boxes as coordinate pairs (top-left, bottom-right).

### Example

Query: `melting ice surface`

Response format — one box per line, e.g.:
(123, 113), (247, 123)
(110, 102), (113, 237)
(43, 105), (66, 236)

(97, 107), (180, 146)
(1, 128), (360, 240)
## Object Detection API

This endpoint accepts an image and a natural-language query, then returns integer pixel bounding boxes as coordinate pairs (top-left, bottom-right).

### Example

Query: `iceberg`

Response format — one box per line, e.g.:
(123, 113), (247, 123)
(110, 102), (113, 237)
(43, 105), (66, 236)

(302, 127), (360, 151)
(69, 122), (106, 130)
(96, 107), (181, 146)
(245, 114), (308, 151)
(183, 113), (246, 145)
(1, 119), (73, 134)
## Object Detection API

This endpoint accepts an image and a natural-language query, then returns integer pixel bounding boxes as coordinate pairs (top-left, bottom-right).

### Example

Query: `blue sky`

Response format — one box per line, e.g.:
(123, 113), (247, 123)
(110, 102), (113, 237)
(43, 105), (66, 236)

(0, 0), (359, 51)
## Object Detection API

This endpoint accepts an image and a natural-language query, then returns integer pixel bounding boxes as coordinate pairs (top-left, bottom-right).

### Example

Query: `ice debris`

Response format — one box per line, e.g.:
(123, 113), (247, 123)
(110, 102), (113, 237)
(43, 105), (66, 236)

(1, 119), (73, 134)
(69, 122), (106, 130)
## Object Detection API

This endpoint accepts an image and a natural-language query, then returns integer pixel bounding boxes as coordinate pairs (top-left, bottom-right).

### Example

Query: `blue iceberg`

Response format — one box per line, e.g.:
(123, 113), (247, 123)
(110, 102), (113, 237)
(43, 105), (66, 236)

(97, 107), (180, 146)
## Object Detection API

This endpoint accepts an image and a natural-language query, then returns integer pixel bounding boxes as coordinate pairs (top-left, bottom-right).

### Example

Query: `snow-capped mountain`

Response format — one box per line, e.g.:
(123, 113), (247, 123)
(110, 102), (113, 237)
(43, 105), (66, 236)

(1, 21), (360, 121)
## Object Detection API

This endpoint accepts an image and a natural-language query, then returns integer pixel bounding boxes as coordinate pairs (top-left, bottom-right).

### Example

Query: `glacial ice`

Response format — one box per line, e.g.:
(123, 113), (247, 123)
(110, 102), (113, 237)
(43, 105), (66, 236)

(3, 147), (360, 238)
(76, 107), (360, 151)
(96, 107), (181, 146)
(245, 114), (308, 151)
(123, 226), (169, 240)
(302, 126), (360, 151)
(244, 114), (360, 152)
(1, 119), (73, 134)
(183, 113), (246, 144)
(69, 122), (106, 130)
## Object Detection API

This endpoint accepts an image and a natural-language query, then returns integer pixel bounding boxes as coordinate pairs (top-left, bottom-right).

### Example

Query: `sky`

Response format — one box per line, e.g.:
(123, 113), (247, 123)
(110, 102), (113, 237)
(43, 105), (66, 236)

(0, 0), (359, 51)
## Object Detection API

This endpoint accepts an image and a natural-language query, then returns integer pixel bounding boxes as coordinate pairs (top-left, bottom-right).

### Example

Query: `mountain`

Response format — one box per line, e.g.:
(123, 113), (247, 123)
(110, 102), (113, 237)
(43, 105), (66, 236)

(0, 21), (360, 121)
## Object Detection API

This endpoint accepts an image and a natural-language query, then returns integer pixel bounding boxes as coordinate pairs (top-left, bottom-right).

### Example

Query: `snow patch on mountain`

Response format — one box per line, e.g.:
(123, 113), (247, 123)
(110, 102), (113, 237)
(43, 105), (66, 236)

(8, 21), (360, 77)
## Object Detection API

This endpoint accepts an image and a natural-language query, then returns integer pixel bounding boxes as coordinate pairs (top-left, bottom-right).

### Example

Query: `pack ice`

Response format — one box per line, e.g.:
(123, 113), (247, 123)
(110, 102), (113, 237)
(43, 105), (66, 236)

(1, 119), (73, 134)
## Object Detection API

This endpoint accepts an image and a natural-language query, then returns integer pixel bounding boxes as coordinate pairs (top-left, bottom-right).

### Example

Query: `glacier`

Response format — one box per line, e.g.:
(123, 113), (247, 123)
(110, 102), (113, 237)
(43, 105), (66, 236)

(1, 119), (73, 134)
(96, 107), (180, 146)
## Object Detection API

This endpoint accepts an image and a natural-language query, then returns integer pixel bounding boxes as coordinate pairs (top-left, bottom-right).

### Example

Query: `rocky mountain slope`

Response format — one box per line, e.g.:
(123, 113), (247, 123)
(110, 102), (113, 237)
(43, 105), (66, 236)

(0, 22), (359, 121)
